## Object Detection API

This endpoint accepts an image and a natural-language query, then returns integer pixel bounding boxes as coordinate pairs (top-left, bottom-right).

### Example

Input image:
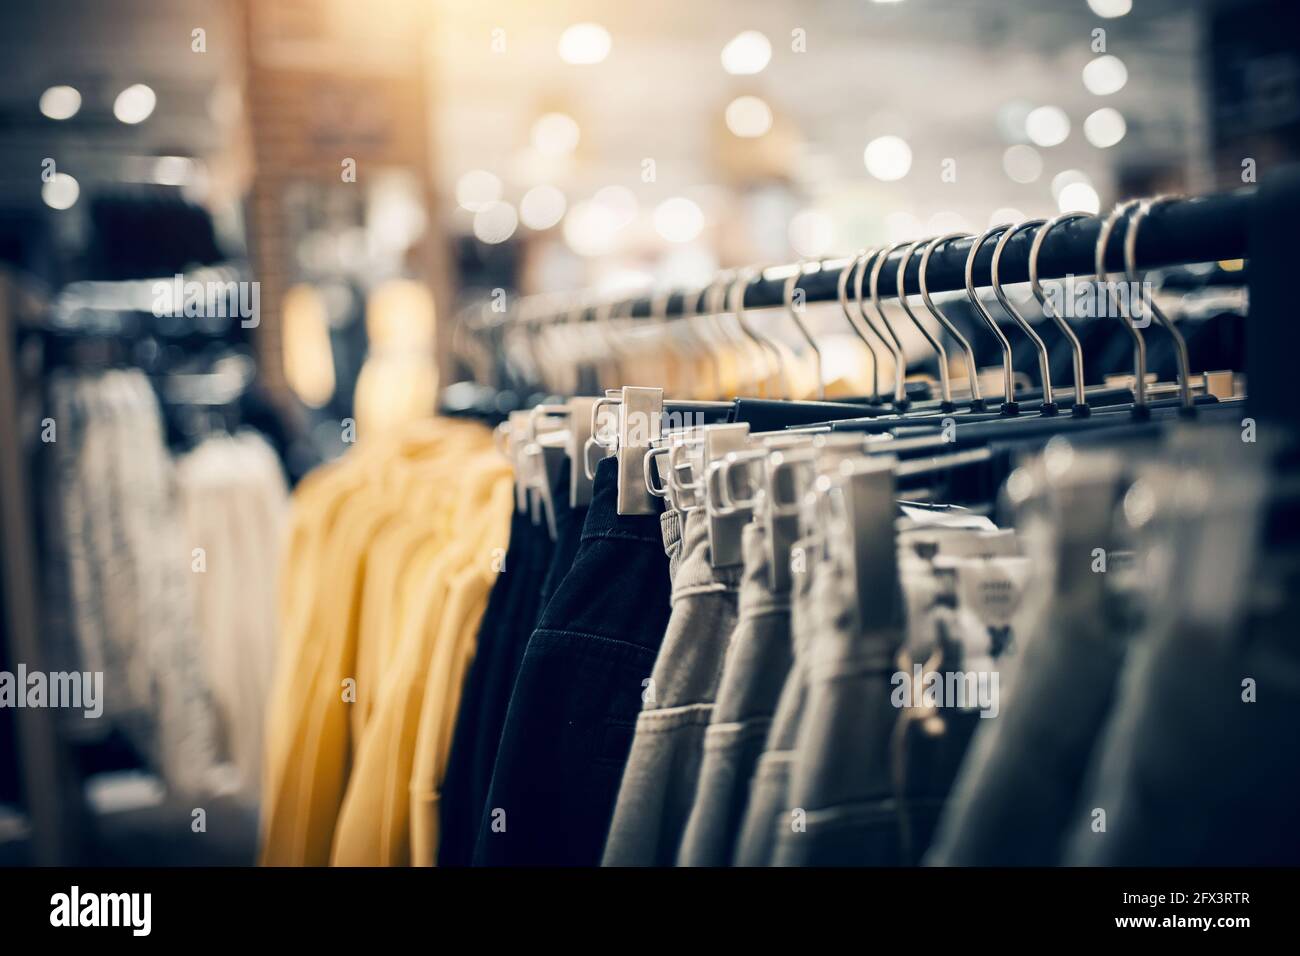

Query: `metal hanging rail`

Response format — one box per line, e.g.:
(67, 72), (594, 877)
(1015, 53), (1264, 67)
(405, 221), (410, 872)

(511, 187), (1252, 323)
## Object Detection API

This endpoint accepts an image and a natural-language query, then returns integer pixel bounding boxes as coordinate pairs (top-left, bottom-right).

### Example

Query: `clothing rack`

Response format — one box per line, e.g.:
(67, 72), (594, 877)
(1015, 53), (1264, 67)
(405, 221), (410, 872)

(480, 175), (1300, 431)
(511, 189), (1250, 320)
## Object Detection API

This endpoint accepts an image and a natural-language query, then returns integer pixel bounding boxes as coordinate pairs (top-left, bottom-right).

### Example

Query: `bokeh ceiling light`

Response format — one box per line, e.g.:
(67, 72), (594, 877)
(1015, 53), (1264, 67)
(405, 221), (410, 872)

(558, 23), (611, 65)
(788, 209), (834, 257)
(725, 95), (773, 138)
(885, 211), (924, 243)
(1051, 169), (1092, 201)
(1087, 0), (1132, 17)
(1025, 106), (1070, 146)
(473, 201), (519, 244)
(152, 155), (195, 186)
(1058, 182), (1101, 215)
(1084, 107), (1127, 147)
(720, 31), (772, 75)
(531, 112), (580, 156)
(927, 210), (972, 234)
(990, 207), (1027, 227)
(996, 100), (1033, 143)
(42, 172), (79, 210)
(455, 169), (502, 211)
(593, 185), (638, 229)
(863, 135), (912, 181)
(39, 85), (81, 120)
(564, 199), (619, 257)
(1002, 144), (1043, 184)
(654, 197), (705, 244)
(520, 184), (566, 230)
(1082, 55), (1128, 95)
(113, 83), (157, 124)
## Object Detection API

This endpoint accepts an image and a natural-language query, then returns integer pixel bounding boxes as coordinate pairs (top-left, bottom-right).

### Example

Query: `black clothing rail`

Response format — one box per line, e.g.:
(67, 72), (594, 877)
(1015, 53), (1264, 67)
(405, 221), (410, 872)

(489, 171), (1300, 428)
(611, 187), (1253, 319)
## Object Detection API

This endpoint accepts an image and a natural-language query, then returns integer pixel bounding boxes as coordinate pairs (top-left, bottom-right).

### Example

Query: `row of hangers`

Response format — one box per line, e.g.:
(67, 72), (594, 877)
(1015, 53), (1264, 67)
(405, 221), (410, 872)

(487, 195), (1248, 603)
(501, 196), (1222, 418)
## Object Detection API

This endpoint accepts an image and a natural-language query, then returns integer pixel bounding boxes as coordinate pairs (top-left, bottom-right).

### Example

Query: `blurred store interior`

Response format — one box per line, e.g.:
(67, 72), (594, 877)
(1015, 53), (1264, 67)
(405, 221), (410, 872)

(0, 0), (1297, 864)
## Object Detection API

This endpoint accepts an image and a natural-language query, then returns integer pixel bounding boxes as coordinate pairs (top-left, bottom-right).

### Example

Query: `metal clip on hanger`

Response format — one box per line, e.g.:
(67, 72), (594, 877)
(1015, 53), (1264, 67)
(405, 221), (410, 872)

(992, 219), (1059, 416)
(919, 233), (984, 411)
(822, 455), (902, 633)
(1126, 196), (1196, 416)
(523, 403), (570, 540)
(566, 396), (598, 507)
(1030, 212), (1096, 418)
(585, 381), (730, 515)
(702, 422), (752, 567)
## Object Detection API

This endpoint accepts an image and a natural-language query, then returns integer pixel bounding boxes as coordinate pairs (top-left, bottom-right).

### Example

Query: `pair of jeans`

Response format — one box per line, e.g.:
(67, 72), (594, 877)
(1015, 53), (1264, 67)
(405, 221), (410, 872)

(602, 509), (741, 865)
(924, 559), (1126, 865)
(732, 536), (818, 866)
(473, 457), (672, 866)
(771, 563), (905, 867)
(678, 522), (792, 866)
(438, 492), (570, 866)
(1063, 507), (1300, 865)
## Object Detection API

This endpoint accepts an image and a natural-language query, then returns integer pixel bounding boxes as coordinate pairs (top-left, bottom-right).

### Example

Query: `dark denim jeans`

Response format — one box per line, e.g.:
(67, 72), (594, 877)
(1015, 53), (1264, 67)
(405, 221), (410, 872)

(473, 457), (672, 866)
(438, 503), (559, 866)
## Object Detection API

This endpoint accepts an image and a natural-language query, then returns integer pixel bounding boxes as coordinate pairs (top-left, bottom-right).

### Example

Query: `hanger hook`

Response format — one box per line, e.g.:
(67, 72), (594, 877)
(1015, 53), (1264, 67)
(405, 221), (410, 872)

(837, 250), (881, 403)
(991, 219), (1058, 415)
(1029, 212), (1094, 415)
(869, 240), (916, 409)
(784, 259), (824, 400)
(854, 247), (902, 406)
(895, 238), (955, 407)
(730, 267), (790, 398)
(686, 282), (724, 399)
(1126, 196), (1195, 414)
(706, 270), (746, 394)
(919, 233), (982, 409)
(1096, 199), (1149, 414)
(964, 225), (1017, 412)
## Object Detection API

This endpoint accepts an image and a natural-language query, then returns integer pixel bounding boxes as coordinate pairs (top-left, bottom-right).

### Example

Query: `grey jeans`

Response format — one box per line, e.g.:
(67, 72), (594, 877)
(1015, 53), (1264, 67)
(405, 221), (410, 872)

(1064, 510), (1300, 865)
(771, 562), (905, 867)
(601, 509), (741, 865)
(677, 522), (792, 866)
(732, 537), (819, 866)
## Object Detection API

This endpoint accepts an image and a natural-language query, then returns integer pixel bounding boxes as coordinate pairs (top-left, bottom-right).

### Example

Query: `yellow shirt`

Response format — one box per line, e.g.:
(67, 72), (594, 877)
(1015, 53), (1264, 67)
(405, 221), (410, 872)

(260, 418), (502, 866)
(329, 451), (512, 865)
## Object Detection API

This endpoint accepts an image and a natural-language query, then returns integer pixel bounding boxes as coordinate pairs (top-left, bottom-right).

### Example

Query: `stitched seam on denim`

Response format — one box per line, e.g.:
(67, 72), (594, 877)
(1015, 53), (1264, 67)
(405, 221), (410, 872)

(755, 751), (795, 778)
(703, 718), (771, 749)
(670, 582), (736, 605)
(808, 657), (897, 682)
(796, 799), (901, 824)
(737, 603), (790, 621)
(529, 627), (663, 655)
(636, 702), (715, 728)
(580, 529), (664, 545)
